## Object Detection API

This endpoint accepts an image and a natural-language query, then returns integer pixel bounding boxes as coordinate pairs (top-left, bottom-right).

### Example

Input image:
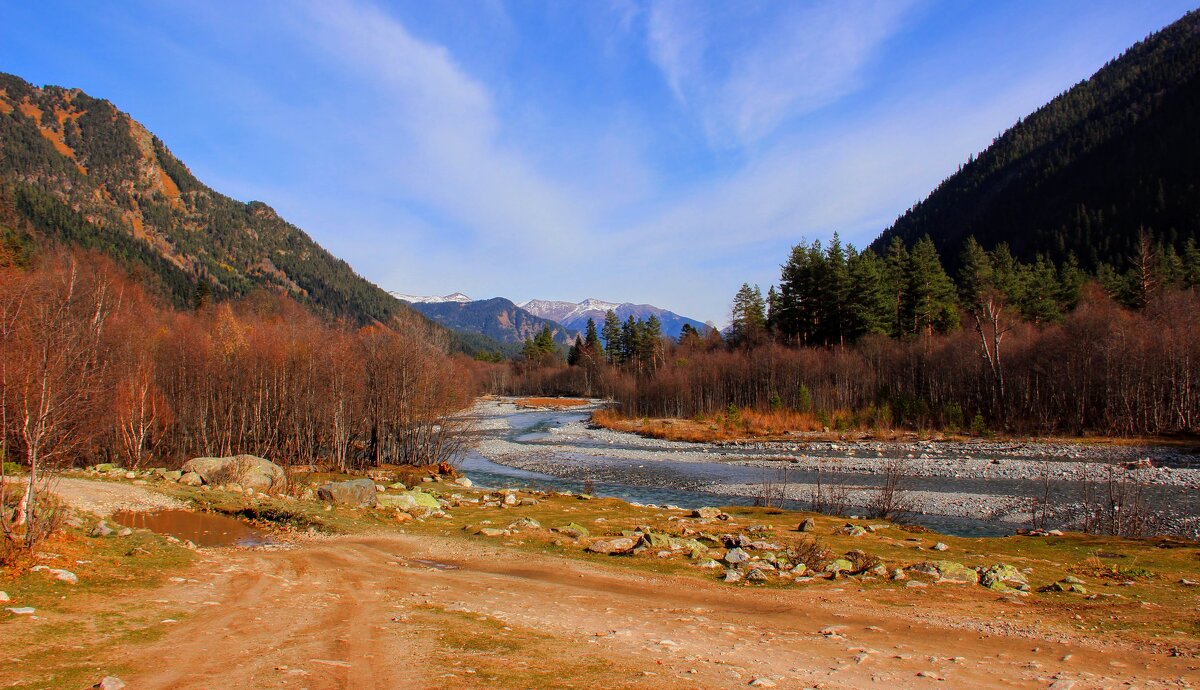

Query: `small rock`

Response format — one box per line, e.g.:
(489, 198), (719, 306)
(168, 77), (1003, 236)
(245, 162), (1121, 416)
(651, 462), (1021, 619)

(90, 521), (114, 537)
(507, 517), (541, 530)
(585, 537), (636, 555)
(117, 527), (133, 537)
(722, 569), (742, 583)
(691, 507), (722, 519)
(825, 558), (854, 575)
(932, 542), (949, 551)
(0, 591), (8, 602)
(93, 677), (126, 690)
(798, 517), (816, 532)
(748, 679), (777, 687)
(723, 547), (751, 564)
(178, 471), (203, 486)
(5, 607), (35, 615)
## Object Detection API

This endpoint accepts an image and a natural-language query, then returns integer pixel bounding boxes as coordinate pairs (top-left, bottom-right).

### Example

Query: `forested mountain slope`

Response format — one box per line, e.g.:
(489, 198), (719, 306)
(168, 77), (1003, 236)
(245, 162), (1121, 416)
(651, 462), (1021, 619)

(872, 10), (1200, 271)
(0, 73), (513, 355)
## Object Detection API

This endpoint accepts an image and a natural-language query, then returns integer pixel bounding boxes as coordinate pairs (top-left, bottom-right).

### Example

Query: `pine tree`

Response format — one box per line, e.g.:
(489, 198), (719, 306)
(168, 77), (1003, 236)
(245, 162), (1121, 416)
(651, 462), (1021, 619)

(765, 285), (780, 335)
(777, 240), (831, 345)
(730, 283), (767, 347)
(641, 314), (663, 371)
(567, 335), (583, 366)
(846, 248), (892, 339)
(601, 309), (621, 364)
(678, 323), (700, 345)
(1017, 256), (1064, 323)
(903, 236), (959, 341)
(1182, 238), (1200, 289)
(883, 236), (910, 337)
(819, 234), (851, 346)
(584, 318), (603, 354)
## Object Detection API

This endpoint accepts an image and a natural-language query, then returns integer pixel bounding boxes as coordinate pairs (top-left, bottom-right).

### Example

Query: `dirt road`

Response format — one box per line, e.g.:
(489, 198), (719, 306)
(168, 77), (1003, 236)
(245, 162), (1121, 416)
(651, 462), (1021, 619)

(106, 534), (1196, 689)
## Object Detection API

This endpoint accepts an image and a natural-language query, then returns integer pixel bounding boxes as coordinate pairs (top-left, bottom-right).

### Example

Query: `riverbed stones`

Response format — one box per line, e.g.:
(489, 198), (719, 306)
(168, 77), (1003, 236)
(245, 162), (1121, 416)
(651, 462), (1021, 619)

(909, 560), (979, 584)
(723, 548), (750, 564)
(721, 533), (751, 548)
(746, 568), (770, 582)
(31, 566), (78, 584)
(508, 517), (541, 530)
(825, 558), (854, 575)
(586, 537), (636, 555)
(979, 564), (1029, 591)
(551, 523), (590, 539)
(1046, 580), (1088, 594)
(317, 478), (377, 507)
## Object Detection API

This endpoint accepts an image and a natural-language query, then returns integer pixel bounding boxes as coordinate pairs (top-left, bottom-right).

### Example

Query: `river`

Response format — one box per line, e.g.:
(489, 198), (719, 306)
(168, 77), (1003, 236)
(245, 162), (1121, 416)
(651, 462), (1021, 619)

(460, 399), (1200, 538)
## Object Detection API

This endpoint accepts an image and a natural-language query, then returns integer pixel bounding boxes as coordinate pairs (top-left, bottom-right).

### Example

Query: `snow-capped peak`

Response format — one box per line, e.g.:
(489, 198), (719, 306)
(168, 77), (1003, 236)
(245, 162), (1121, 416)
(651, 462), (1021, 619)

(575, 297), (621, 314)
(392, 292), (471, 304)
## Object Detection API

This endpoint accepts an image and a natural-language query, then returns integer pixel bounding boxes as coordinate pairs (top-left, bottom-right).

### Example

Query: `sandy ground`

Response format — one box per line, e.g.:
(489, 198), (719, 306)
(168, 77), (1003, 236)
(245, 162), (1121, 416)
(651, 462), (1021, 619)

(93, 532), (1196, 689)
(31, 480), (1190, 689)
(49, 476), (187, 515)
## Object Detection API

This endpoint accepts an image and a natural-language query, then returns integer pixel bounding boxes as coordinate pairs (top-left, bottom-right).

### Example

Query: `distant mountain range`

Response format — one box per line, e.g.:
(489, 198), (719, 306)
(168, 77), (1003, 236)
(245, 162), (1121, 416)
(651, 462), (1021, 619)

(400, 296), (574, 346)
(391, 292), (471, 304)
(871, 9), (1200, 271)
(520, 298), (710, 339)
(395, 293), (709, 342)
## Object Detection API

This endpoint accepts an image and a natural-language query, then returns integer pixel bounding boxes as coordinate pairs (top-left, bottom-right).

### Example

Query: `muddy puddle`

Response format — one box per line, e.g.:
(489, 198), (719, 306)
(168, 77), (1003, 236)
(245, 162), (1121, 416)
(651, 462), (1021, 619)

(112, 509), (271, 547)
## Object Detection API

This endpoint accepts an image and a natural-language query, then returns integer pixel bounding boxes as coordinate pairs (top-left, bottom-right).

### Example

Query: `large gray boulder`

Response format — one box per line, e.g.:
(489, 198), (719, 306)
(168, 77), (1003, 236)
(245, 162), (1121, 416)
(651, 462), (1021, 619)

(181, 455), (284, 493)
(317, 478), (377, 507)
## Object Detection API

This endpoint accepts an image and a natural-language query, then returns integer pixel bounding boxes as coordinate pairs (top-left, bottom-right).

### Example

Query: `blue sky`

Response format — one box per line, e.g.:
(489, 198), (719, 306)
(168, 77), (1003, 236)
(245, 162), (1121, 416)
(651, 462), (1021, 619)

(2, 1), (1195, 325)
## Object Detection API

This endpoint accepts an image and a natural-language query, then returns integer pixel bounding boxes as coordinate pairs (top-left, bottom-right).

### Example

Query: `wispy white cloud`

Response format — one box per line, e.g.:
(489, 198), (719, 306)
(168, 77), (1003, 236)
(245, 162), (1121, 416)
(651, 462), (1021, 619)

(294, 0), (589, 253)
(646, 0), (920, 146)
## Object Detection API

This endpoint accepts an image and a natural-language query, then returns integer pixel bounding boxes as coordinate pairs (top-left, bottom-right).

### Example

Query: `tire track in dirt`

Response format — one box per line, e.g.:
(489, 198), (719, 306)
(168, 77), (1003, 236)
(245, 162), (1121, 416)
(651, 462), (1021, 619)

(112, 534), (1198, 689)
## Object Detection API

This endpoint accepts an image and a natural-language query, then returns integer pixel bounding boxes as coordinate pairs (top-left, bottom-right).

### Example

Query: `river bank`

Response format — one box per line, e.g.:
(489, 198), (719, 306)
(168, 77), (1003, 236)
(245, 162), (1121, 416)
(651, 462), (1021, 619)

(467, 398), (1200, 537)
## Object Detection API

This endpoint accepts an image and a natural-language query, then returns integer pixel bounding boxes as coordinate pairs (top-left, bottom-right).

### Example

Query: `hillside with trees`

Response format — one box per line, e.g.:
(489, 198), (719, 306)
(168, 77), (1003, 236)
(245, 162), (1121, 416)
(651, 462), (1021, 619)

(872, 10), (1200, 274)
(505, 229), (1200, 437)
(0, 73), (509, 358)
